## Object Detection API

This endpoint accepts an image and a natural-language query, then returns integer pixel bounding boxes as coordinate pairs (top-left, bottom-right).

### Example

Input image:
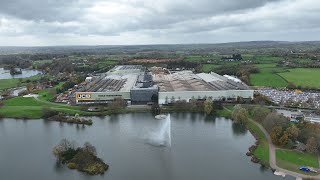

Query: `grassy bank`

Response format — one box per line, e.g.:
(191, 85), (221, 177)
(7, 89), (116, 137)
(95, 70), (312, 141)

(276, 149), (319, 174)
(247, 119), (269, 166)
(0, 96), (86, 118)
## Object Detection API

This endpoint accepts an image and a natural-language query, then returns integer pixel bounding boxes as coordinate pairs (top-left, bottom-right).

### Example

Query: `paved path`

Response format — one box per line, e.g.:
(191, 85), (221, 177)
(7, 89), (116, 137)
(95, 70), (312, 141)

(249, 119), (320, 179)
(223, 106), (320, 179)
(34, 96), (69, 106)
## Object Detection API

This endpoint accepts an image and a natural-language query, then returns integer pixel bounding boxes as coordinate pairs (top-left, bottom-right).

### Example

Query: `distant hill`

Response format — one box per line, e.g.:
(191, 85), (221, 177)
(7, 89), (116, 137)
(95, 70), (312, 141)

(0, 41), (320, 55)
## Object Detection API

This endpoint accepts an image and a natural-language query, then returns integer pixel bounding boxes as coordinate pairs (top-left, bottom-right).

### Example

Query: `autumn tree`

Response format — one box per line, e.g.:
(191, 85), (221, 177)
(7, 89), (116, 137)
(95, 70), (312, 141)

(270, 126), (283, 145)
(278, 132), (289, 146)
(286, 125), (300, 141)
(231, 105), (249, 124)
(26, 82), (34, 92)
(306, 137), (318, 154)
(204, 98), (213, 114)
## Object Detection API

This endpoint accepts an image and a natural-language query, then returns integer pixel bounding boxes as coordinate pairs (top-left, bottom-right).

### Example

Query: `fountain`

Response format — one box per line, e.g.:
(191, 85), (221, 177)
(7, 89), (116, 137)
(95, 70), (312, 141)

(147, 114), (171, 147)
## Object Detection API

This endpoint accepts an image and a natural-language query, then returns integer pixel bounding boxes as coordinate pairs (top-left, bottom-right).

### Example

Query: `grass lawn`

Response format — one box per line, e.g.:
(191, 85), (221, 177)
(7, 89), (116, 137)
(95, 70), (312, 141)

(250, 73), (288, 87)
(3, 97), (43, 106)
(0, 74), (42, 90)
(0, 106), (43, 118)
(278, 68), (320, 88)
(250, 63), (288, 87)
(38, 82), (65, 101)
(276, 149), (319, 174)
(247, 120), (269, 165)
(1, 95), (84, 118)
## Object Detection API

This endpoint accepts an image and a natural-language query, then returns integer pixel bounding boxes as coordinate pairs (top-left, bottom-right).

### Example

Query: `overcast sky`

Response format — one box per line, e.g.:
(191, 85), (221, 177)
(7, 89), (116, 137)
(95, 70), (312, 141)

(0, 0), (319, 46)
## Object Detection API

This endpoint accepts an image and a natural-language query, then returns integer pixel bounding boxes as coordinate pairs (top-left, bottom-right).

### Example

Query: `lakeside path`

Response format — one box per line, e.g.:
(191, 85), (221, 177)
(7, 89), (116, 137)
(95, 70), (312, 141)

(249, 119), (320, 179)
(223, 107), (320, 179)
(34, 96), (69, 106)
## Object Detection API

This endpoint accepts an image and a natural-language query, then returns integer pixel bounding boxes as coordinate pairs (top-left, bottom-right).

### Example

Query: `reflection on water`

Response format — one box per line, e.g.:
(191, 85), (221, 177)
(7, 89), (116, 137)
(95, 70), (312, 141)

(0, 113), (294, 180)
(232, 122), (248, 136)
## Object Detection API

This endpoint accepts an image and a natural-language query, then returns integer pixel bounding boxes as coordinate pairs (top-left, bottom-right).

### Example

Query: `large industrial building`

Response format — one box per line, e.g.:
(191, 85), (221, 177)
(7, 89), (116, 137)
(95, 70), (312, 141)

(75, 65), (253, 105)
(153, 70), (253, 104)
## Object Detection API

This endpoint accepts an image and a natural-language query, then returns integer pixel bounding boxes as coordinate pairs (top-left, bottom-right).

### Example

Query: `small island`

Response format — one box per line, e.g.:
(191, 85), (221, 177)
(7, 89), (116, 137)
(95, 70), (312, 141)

(9, 67), (22, 75)
(53, 139), (109, 175)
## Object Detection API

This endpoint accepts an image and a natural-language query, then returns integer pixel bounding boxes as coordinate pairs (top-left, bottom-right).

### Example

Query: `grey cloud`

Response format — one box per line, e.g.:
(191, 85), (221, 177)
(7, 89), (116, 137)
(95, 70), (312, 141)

(0, 0), (320, 45)
(0, 0), (90, 22)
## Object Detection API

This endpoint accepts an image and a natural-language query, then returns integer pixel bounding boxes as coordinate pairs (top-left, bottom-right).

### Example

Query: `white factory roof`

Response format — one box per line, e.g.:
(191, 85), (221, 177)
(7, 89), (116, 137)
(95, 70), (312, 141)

(223, 75), (242, 83)
(119, 74), (138, 92)
(196, 73), (223, 82)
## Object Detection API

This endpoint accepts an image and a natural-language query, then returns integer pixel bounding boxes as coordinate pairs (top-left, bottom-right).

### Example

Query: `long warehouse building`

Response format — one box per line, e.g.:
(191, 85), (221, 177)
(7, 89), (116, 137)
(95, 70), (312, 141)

(75, 65), (253, 105)
(153, 70), (253, 104)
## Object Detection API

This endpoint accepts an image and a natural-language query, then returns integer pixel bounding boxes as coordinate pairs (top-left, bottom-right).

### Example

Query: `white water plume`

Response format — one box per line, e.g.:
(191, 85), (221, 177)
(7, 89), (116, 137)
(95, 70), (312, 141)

(147, 114), (171, 147)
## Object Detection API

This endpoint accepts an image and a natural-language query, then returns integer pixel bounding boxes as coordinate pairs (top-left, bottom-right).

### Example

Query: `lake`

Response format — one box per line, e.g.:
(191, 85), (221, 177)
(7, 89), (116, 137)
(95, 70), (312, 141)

(0, 113), (294, 180)
(0, 67), (42, 79)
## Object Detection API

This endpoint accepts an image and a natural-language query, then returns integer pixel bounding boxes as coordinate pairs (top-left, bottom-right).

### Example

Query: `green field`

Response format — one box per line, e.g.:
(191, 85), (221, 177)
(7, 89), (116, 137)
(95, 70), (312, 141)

(250, 63), (289, 87)
(0, 95), (84, 118)
(201, 64), (221, 73)
(278, 68), (320, 88)
(276, 149), (319, 174)
(184, 55), (220, 61)
(3, 97), (43, 106)
(37, 82), (65, 101)
(0, 74), (43, 90)
(250, 73), (288, 87)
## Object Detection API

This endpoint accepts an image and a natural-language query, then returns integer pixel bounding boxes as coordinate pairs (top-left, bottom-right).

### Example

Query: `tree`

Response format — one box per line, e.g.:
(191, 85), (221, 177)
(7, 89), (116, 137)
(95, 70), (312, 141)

(52, 139), (75, 160)
(286, 125), (300, 141)
(110, 97), (126, 110)
(231, 105), (249, 124)
(270, 126), (283, 145)
(251, 106), (270, 122)
(83, 142), (97, 156)
(306, 137), (318, 154)
(26, 82), (33, 92)
(278, 132), (289, 146)
(262, 112), (288, 133)
(204, 98), (213, 114)
(170, 96), (175, 104)
(190, 96), (197, 108)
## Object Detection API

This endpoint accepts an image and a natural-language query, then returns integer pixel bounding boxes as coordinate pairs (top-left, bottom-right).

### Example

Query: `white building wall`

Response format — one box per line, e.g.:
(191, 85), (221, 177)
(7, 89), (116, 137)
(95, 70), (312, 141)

(158, 90), (254, 104)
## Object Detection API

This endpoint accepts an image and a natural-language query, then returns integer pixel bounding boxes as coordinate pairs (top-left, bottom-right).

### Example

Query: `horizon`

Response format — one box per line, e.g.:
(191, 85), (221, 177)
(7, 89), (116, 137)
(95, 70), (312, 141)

(1, 40), (320, 48)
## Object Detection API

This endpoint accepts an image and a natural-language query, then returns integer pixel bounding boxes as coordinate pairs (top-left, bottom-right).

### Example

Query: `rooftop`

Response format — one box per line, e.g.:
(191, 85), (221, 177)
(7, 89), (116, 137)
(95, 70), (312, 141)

(153, 70), (250, 92)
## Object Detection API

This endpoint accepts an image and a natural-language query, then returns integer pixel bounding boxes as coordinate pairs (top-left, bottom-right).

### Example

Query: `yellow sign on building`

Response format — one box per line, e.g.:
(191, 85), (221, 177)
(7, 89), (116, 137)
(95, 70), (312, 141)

(76, 92), (93, 100)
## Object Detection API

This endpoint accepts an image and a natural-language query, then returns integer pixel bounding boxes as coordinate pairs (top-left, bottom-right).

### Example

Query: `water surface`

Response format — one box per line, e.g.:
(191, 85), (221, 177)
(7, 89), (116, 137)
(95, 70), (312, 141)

(0, 67), (42, 79)
(0, 113), (294, 180)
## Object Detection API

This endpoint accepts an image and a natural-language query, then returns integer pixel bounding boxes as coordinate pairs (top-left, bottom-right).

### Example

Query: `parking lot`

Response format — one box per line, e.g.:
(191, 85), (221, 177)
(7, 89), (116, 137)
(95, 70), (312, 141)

(257, 88), (320, 109)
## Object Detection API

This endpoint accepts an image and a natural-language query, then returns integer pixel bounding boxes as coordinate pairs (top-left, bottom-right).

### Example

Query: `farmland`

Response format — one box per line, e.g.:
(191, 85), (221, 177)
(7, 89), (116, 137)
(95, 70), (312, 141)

(250, 63), (289, 87)
(278, 68), (320, 88)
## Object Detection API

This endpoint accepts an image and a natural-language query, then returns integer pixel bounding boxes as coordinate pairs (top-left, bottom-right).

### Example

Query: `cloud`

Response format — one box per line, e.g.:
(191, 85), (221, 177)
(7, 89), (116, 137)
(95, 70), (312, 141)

(0, 0), (319, 46)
